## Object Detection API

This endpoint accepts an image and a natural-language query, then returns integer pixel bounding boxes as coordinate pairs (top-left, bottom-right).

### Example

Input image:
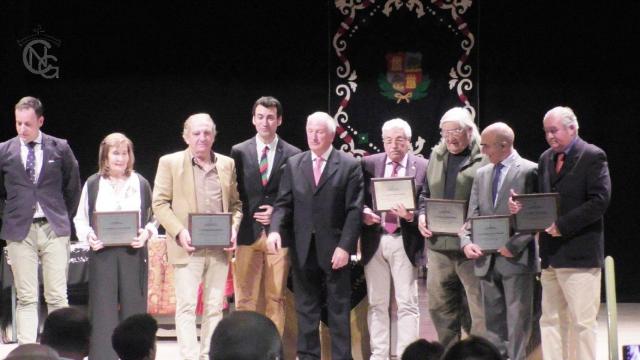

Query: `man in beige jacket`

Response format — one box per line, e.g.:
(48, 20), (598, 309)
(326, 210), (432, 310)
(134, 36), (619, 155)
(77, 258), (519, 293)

(152, 113), (242, 360)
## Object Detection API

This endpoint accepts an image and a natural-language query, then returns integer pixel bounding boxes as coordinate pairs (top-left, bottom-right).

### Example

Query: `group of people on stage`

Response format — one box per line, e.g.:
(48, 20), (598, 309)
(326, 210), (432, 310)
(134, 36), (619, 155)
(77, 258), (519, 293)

(0, 95), (610, 360)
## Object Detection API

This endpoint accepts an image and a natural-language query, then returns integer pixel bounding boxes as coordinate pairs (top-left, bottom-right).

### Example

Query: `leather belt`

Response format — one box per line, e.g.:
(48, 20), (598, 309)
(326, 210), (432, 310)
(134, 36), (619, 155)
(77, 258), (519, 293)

(32, 217), (48, 225)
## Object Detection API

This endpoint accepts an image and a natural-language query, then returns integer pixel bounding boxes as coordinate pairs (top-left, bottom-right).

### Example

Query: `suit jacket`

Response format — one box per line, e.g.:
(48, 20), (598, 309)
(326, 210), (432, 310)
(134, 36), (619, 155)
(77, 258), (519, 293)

(462, 152), (539, 276)
(230, 137), (301, 246)
(538, 137), (611, 269)
(0, 133), (81, 241)
(270, 148), (364, 271)
(152, 149), (243, 265)
(361, 152), (428, 266)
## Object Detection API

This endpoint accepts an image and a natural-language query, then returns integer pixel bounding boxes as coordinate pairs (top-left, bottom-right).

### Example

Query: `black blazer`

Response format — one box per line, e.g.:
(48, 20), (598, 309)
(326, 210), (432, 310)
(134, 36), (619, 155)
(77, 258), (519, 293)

(230, 137), (301, 246)
(271, 148), (364, 271)
(360, 153), (428, 266)
(0, 133), (81, 241)
(538, 137), (611, 268)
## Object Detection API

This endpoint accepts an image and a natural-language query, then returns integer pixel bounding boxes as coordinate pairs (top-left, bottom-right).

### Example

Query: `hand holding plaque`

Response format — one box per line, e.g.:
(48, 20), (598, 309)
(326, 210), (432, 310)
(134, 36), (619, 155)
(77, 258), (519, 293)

(189, 213), (232, 248)
(371, 177), (416, 212)
(512, 193), (559, 232)
(93, 211), (139, 246)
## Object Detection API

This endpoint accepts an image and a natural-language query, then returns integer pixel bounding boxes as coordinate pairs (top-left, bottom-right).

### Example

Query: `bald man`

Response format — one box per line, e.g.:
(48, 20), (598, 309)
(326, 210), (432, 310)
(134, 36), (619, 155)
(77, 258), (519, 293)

(461, 122), (538, 360)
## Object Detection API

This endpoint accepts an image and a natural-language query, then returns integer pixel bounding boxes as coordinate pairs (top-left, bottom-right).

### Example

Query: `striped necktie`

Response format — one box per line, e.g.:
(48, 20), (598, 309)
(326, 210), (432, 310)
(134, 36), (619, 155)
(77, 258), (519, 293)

(259, 145), (269, 186)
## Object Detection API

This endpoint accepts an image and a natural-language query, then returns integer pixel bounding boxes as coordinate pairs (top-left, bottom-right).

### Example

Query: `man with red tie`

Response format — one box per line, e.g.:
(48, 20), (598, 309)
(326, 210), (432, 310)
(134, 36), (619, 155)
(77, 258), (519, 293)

(512, 106), (611, 360)
(360, 118), (428, 359)
(230, 96), (300, 336)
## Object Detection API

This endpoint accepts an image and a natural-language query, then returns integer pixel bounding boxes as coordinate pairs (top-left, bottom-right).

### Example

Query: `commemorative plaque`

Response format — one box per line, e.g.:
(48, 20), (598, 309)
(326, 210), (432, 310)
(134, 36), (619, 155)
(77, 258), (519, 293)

(470, 215), (511, 252)
(371, 176), (416, 212)
(189, 213), (232, 247)
(93, 211), (139, 246)
(424, 199), (467, 235)
(512, 193), (560, 232)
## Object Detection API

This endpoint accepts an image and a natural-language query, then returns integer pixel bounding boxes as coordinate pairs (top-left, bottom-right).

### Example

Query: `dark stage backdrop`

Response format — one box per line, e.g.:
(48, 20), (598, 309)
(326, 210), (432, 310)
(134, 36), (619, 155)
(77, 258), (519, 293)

(329, 1), (478, 157)
(1, 1), (638, 301)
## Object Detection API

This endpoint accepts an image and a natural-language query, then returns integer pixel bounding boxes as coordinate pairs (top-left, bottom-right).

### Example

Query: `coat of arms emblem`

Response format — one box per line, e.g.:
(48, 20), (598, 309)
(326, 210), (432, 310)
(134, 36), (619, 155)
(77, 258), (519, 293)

(378, 52), (430, 103)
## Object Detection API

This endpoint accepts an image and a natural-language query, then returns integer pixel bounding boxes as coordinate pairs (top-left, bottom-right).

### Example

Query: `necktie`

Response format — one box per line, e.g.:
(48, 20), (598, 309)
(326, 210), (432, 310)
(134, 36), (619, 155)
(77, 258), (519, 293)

(313, 156), (323, 185)
(25, 141), (37, 184)
(492, 162), (504, 205)
(555, 152), (565, 174)
(259, 145), (269, 186)
(384, 161), (401, 234)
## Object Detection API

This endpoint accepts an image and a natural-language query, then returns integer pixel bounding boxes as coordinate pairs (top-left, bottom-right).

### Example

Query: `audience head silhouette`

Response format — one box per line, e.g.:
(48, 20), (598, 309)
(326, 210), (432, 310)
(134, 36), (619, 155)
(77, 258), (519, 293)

(209, 311), (282, 360)
(441, 336), (503, 360)
(401, 338), (445, 360)
(40, 307), (91, 360)
(112, 313), (158, 360)
(5, 344), (61, 360)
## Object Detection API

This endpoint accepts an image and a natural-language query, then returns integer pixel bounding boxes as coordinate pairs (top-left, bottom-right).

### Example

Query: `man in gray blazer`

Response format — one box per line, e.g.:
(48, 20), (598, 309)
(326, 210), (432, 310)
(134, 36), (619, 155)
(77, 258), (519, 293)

(461, 122), (538, 360)
(0, 96), (81, 343)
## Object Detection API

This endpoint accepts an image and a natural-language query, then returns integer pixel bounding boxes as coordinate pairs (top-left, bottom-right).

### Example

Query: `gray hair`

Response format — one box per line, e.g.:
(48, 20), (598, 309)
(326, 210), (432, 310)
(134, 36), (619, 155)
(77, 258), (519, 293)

(544, 106), (580, 131)
(439, 107), (481, 145)
(183, 113), (216, 139)
(381, 118), (412, 139)
(306, 111), (336, 134)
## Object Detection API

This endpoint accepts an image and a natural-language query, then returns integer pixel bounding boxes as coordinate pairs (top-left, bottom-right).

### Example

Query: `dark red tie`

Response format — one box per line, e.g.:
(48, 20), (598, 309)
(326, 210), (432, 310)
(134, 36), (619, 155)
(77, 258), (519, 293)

(384, 161), (401, 234)
(555, 152), (565, 174)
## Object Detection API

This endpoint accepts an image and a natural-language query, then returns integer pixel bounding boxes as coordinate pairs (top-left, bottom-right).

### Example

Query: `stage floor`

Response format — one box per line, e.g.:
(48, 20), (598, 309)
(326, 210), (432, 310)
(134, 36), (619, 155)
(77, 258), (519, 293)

(1, 286), (638, 359)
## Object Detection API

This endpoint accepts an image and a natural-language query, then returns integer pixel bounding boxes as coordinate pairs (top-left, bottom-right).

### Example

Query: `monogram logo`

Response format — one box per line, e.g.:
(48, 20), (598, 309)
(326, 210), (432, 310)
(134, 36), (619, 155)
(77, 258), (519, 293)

(17, 25), (61, 79)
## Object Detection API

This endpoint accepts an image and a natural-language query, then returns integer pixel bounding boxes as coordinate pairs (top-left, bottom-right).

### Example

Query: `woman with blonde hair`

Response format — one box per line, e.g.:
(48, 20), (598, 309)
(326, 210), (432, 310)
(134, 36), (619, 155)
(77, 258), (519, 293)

(74, 132), (156, 360)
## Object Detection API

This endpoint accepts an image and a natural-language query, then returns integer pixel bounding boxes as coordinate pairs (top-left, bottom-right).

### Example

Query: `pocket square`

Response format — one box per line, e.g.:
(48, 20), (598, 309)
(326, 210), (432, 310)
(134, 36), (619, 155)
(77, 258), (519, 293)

(48, 159), (57, 163)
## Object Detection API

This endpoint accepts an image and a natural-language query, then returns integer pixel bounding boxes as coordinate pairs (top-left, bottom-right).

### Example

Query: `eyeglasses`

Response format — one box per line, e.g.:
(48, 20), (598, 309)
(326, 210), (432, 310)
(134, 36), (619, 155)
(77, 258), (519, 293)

(440, 128), (464, 137)
(382, 137), (408, 145)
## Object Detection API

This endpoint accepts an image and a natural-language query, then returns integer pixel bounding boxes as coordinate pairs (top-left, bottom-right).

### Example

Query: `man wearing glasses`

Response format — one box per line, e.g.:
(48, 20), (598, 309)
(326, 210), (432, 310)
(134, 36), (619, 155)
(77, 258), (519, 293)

(417, 107), (488, 349)
(360, 118), (428, 359)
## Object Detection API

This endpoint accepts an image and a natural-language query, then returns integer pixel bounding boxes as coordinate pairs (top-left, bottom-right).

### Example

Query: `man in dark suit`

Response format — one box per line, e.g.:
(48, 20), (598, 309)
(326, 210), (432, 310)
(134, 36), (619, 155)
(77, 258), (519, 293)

(268, 111), (364, 360)
(0, 96), (81, 343)
(230, 96), (301, 336)
(512, 106), (611, 360)
(461, 122), (538, 360)
(360, 118), (427, 359)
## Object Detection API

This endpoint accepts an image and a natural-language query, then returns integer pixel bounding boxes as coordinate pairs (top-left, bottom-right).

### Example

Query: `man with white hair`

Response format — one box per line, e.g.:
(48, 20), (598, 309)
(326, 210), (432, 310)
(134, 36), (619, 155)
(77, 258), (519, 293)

(152, 113), (243, 360)
(511, 106), (611, 360)
(360, 118), (428, 358)
(417, 107), (488, 349)
(268, 111), (364, 360)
